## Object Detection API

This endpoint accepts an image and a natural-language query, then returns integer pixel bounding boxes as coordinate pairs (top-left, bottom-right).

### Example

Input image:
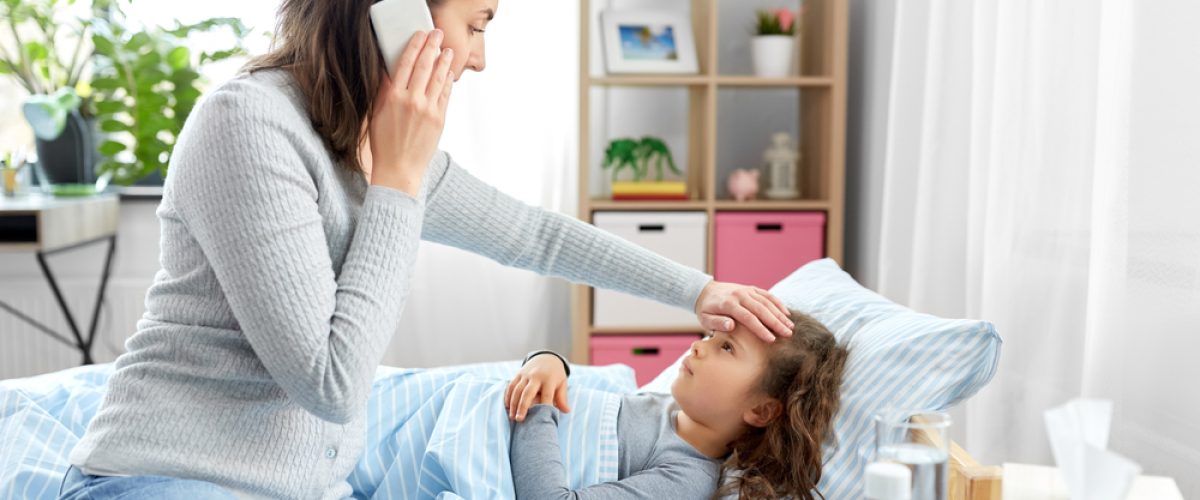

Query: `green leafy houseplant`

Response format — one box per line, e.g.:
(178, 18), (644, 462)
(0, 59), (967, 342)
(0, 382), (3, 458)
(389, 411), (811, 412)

(602, 136), (682, 182)
(89, 0), (249, 185)
(0, 0), (90, 95)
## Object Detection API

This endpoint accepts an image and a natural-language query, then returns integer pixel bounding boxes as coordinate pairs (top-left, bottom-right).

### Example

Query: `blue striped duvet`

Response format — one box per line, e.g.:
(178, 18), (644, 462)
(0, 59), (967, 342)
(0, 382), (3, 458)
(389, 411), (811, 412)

(0, 361), (635, 500)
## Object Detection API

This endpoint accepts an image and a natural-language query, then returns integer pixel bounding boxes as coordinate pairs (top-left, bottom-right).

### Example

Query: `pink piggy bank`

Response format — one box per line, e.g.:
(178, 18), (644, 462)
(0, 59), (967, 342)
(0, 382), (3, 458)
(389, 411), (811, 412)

(727, 169), (760, 202)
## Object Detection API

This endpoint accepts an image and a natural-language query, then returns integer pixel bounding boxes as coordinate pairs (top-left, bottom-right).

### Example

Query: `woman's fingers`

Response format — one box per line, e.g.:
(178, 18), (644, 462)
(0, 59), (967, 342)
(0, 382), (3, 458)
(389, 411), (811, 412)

(391, 30), (428, 87)
(437, 72), (453, 111)
(699, 312), (735, 332)
(731, 302), (776, 343)
(755, 287), (790, 317)
(427, 48), (454, 101)
(407, 29), (444, 96)
(753, 287), (794, 331)
(747, 290), (793, 337)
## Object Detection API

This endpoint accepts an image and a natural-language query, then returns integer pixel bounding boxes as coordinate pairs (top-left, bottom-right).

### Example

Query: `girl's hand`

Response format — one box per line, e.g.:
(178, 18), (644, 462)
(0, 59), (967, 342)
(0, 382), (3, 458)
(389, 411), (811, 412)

(505, 354), (570, 422)
(368, 29), (455, 196)
(694, 281), (794, 343)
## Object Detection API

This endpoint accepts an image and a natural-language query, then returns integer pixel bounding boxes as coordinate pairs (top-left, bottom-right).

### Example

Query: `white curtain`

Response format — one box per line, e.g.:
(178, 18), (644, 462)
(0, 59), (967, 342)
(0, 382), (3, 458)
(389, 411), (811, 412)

(849, 0), (1200, 495)
(384, 0), (582, 367)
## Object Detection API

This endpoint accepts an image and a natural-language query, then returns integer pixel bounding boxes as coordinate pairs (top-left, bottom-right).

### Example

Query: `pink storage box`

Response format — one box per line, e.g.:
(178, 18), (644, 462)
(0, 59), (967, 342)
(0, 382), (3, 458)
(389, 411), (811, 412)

(590, 335), (699, 387)
(714, 211), (826, 289)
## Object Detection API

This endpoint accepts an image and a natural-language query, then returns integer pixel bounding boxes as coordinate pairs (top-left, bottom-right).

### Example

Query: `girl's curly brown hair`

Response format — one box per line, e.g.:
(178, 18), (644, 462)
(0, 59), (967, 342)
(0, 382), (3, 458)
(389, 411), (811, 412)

(716, 309), (849, 500)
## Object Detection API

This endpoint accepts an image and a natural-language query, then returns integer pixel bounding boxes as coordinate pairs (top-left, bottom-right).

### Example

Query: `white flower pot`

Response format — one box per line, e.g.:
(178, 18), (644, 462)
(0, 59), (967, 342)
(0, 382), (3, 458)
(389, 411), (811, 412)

(752, 35), (795, 78)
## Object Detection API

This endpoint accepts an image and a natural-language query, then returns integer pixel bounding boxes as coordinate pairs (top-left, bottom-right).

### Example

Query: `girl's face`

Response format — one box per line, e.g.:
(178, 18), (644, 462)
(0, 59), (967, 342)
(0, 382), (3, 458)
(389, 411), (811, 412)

(430, 0), (497, 80)
(671, 326), (775, 429)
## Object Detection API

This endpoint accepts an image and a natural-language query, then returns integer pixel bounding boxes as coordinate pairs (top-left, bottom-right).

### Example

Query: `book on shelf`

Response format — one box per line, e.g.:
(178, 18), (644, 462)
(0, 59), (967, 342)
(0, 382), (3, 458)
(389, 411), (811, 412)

(611, 181), (687, 196)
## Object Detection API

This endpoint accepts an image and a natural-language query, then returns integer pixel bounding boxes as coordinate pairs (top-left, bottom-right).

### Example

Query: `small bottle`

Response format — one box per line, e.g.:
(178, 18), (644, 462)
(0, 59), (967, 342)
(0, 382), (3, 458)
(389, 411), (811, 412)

(865, 462), (912, 500)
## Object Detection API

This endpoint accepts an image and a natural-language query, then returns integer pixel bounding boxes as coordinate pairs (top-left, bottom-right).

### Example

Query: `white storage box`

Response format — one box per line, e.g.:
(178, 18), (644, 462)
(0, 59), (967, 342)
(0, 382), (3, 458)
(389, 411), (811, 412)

(592, 211), (707, 327)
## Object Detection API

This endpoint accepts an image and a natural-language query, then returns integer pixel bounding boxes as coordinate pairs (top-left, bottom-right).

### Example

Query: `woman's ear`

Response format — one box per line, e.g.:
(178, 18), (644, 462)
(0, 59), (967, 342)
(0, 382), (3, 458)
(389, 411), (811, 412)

(743, 398), (783, 428)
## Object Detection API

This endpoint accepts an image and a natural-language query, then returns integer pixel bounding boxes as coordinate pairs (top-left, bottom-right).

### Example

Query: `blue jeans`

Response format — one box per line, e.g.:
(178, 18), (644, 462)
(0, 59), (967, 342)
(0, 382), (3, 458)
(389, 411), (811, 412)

(58, 465), (237, 500)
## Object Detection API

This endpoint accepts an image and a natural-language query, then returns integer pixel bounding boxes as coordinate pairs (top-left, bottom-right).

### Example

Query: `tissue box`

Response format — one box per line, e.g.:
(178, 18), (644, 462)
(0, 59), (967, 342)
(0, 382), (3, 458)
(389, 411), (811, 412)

(1001, 463), (1182, 500)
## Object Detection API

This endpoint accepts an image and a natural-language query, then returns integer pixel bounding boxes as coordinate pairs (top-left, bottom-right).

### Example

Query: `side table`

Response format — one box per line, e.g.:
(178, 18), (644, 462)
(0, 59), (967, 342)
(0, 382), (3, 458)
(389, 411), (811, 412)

(0, 193), (120, 365)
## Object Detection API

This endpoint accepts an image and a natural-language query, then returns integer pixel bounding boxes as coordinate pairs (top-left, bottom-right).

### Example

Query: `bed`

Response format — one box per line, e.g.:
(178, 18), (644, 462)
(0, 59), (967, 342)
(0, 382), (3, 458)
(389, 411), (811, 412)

(0, 259), (1004, 499)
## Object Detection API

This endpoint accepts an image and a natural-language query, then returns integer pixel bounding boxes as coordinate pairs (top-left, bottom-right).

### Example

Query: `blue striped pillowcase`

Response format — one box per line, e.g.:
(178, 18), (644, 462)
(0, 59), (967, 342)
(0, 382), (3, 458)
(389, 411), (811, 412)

(772, 258), (1002, 499)
(640, 258), (1001, 499)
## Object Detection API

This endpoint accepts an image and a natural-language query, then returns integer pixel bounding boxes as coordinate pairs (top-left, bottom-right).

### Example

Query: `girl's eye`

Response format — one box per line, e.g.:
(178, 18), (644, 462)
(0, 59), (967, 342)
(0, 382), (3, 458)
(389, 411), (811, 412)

(721, 341), (733, 353)
(702, 332), (714, 341)
(470, 26), (486, 35)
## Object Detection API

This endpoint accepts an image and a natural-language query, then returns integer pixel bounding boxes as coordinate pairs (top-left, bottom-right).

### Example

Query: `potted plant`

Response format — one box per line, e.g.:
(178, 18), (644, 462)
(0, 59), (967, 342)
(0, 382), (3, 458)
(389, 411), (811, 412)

(89, 0), (248, 186)
(0, 0), (96, 186)
(751, 7), (802, 78)
(603, 136), (687, 200)
(603, 136), (682, 182)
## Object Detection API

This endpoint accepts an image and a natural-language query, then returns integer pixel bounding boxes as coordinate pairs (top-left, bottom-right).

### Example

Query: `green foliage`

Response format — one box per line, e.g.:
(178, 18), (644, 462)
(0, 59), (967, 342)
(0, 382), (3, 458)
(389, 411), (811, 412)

(0, 0), (92, 95)
(754, 9), (797, 37)
(602, 136), (682, 182)
(89, 0), (249, 185)
(1, 0), (254, 185)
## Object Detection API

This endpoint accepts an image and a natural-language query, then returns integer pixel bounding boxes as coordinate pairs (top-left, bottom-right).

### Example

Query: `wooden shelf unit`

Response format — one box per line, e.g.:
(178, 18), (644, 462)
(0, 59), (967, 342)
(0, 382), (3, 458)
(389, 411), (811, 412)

(571, 0), (849, 363)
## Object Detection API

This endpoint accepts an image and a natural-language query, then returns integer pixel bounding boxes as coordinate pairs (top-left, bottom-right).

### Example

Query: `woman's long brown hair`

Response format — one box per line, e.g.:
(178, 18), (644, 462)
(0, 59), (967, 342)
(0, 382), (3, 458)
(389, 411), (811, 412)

(717, 309), (849, 500)
(243, 0), (443, 174)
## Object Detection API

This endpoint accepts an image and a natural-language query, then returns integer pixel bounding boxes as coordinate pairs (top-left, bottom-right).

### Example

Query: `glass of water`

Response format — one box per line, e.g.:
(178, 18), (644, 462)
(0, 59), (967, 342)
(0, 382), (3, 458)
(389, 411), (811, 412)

(873, 409), (951, 500)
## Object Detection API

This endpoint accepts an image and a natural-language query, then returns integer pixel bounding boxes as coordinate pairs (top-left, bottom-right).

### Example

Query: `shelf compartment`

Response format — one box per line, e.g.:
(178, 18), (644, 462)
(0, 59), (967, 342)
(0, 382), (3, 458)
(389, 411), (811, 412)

(588, 85), (712, 201)
(716, 0), (834, 78)
(714, 211), (827, 289)
(591, 334), (699, 386)
(586, 0), (714, 79)
(591, 211), (708, 328)
(715, 86), (831, 202)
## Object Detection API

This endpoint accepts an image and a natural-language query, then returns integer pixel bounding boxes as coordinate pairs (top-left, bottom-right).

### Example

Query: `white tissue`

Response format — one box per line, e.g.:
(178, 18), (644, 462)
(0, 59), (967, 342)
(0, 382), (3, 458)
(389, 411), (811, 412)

(1044, 399), (1142, 500)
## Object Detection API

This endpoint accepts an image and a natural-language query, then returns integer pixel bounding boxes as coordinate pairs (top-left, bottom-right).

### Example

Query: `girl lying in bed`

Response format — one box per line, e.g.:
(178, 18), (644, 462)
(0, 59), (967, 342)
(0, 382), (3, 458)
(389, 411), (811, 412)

(504, 310), (850, 500)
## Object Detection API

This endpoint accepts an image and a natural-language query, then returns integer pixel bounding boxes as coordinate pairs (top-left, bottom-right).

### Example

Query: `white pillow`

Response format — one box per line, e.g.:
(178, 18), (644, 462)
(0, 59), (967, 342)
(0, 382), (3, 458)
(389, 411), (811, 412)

(638, 258), (1002, 499)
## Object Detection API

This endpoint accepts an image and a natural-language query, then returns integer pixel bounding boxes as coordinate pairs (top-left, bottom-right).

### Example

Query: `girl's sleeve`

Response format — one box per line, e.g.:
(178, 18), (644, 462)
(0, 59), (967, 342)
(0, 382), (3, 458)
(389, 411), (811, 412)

(509, 405), (718, 500)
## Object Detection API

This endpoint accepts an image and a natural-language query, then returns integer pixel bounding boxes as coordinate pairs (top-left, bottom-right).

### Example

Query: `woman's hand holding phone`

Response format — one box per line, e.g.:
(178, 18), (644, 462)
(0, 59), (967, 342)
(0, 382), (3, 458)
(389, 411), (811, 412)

(369, 29), (454, 196)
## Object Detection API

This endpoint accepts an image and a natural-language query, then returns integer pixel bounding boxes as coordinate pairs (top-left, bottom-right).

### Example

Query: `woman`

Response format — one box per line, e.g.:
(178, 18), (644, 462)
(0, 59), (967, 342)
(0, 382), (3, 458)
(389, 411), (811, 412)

(58, 0), (796, 498)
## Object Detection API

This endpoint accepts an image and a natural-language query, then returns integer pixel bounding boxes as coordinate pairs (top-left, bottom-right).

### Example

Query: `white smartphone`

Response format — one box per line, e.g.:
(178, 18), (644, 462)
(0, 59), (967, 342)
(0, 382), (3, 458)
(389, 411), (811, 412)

(370, 0), (436, 76)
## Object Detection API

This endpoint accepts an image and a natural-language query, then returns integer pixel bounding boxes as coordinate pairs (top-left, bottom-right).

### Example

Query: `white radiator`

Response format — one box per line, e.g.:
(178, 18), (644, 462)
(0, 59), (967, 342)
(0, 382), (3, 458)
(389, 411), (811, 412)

(0, 279), (149, 380)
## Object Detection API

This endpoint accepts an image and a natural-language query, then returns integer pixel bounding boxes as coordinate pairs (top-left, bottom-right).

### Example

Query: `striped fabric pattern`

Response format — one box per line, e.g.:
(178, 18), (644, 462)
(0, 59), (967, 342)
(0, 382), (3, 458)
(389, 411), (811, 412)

(640, 258), (1002, 499)
(0, 361), (636, 500)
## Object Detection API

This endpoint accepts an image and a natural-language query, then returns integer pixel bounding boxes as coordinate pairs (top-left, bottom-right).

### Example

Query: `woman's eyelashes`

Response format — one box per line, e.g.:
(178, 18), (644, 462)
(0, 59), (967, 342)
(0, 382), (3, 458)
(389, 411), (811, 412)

(469, 25), (485, 35)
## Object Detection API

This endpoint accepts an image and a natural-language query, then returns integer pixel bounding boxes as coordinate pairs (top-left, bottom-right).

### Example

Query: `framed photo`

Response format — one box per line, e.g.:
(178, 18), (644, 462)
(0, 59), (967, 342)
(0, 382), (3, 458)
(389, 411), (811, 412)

(600, 10), (699, 75)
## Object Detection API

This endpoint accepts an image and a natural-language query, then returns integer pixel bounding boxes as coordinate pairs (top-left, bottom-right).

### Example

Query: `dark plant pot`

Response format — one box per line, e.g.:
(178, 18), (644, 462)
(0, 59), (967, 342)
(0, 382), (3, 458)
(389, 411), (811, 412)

(33, 110), (96, 185)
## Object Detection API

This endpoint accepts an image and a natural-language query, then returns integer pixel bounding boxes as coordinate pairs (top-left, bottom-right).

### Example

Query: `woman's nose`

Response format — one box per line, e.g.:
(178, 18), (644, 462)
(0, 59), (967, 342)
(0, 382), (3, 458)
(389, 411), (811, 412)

(468, 47), (485, 72)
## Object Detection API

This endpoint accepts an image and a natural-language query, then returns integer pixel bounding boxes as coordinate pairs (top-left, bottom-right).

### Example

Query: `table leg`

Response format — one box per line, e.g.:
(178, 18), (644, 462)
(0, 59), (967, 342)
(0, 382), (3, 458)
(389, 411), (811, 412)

(30, 235), (117, 365)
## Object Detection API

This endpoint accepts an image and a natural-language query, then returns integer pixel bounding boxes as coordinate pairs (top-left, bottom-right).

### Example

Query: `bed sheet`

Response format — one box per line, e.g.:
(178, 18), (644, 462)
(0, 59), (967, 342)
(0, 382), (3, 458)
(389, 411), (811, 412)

(0, 361), (637, 499)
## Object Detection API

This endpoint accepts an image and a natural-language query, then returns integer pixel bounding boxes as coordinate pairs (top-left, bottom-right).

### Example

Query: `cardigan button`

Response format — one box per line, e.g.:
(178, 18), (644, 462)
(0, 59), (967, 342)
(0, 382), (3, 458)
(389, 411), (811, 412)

(325, 447), (337, 459)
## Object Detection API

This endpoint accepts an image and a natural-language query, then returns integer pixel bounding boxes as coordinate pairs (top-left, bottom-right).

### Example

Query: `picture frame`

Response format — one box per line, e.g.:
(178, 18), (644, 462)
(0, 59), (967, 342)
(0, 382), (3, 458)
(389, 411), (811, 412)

(600, 10), (699, 75)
